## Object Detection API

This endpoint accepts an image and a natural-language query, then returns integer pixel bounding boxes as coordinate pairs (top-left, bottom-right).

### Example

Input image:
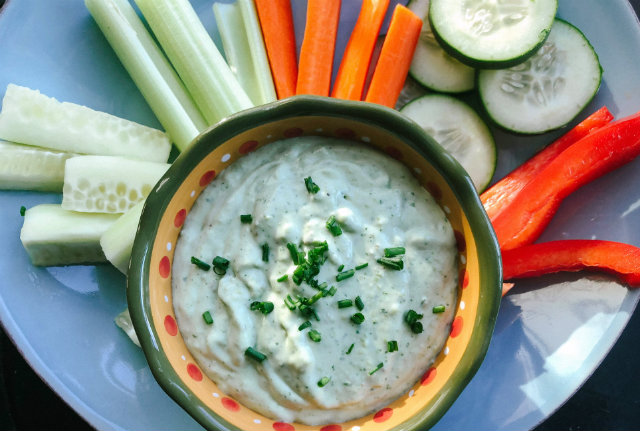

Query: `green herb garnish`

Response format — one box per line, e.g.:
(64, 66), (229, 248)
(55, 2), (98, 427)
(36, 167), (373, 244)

(317, 376), (330, 387)
(286, 243), (300, 265)
(387, 340), (398, 352)
(245, 346), (267, 362)
(376, 257), (404, 271)
(337, 264), (345, 272)
(240, 214), (252, 224)
(337, 299), (353, 309)
(354, 296), (364, 311)
(19, 206), (26, 216)
(298, 320), (312, 331)
(190, 256), (211, 271)
(212, 256), (230, 275)
(261, 243), (269, 262)
(250, 301), (274, 315)
(384, 247), (406, 257)
(432, 305), (446, 314)
(202, 310), (213, 325)
(326, 215), (343, 236)
(277, 274), (288, 283)
(351, 312), (365, 324)
(369, 362), (384, 375)
(308, 329), (322, 342)
(405, 309), (425, 334)
(355, 262), (368, 270)
(336, 268), (355, 282)
(346, 343), (355, 355)
(304, 176), (320, 194)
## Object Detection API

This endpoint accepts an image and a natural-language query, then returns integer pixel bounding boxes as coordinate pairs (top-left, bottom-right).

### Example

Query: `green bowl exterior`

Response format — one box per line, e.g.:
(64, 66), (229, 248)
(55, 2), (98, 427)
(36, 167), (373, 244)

(128, 95), (502, 431)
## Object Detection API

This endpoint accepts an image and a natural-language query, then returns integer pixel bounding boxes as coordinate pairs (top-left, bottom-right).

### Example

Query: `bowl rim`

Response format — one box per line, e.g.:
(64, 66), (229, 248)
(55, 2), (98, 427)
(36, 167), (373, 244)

(128, 95), (502, 431)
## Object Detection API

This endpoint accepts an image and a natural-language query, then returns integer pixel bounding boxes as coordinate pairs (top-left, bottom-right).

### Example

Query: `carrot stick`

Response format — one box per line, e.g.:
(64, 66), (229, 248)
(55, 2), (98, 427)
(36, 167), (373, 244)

(254, 0), (297, 99)
(296, 0), (341, 96)
(364, 5), (422, 108)
(481, 106), (614, 220)
(331, 0), (390, 101)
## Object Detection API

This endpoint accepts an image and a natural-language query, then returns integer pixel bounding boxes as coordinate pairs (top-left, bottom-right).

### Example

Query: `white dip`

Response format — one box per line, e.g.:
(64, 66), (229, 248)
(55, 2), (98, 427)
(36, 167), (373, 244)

(172, 136), (458, 425)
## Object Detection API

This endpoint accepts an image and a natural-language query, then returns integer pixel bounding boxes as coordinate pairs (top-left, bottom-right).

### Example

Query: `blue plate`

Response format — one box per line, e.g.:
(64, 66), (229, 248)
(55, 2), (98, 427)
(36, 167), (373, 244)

(0, 1), (638, 430)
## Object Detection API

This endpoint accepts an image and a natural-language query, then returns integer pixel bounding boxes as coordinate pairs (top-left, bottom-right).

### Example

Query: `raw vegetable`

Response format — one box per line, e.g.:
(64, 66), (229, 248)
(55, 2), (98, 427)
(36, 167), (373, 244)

(407, 0), (475, 93)
(62, 155), (169, 214)
(478, 19), (602, 134)
(85, 0), (207, 151)
(254, 0), (298, 99)
(115, 308), (141, 347)
(296, 0), (342, 96)
(429, 0), (557, 69)
(331, 0), (390, 101)
(491, 111), (640, 250)
(365, 4), (422, 108)
(400, 94), (496, 191)
(20, 204), (119, 266)
(502, 240), (640, 287)
(213, 0), (276, 105)
(0, 140), (73, 192)
(100, 200), (145, 273)
(134, 0), (253, 125)
(481, 106), (614, 220)
(0, 84), (171, 163)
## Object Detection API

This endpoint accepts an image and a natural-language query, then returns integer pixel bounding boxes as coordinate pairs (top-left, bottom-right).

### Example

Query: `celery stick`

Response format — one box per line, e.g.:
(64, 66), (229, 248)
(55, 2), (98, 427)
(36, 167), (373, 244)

(20, 204), (119, 266)
(85, 0), (207, 151)
(0, 140), (74, 192)
(0, 84), (171, 163)
(115, 308), (141, 347)
(62, 155), (169, 214)
(214, 1), (276, 106)
(100, 199), (144, 273)
(134, 0), (254, 124)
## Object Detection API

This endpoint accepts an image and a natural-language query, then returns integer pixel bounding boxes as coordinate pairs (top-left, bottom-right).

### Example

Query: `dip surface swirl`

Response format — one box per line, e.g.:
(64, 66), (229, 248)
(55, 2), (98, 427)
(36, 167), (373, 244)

(172, 136), (458, 425)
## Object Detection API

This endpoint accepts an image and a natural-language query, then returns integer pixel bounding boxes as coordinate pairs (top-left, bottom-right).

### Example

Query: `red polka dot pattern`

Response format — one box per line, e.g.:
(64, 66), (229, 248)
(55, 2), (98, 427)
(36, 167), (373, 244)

(450, 316), (463, 338)
(159, 256), (171, 279)
(462, 270), (470, 289)
(426, 182), (442, 201)
(273, 422), (295, 431)
(454, 230), (466, 252)
(334, 128), (355, 139)
(320, 425), (342, 431)
(174, 209), (187, 228)
(187, 363), (203, 381)
(421, 367), (437, 385)
(164, 315), (178, 336)
(221, 397), (240, 412)
(239, 140), (258, 154)
(199, 170), (216, 187)
(373, 407), (393, 423)
(283, 127), (303, 138)
(384, 146), (403, 160)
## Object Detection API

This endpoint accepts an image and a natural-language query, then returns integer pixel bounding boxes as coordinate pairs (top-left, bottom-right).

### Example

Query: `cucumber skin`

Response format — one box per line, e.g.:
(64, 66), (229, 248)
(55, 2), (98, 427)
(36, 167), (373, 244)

(477, 18), (603, 135)
(428, 1), (558, 70)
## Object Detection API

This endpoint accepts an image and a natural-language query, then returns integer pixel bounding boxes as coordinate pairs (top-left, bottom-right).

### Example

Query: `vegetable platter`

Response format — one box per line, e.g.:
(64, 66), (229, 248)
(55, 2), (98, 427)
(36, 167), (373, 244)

(0, 0), (640, 430)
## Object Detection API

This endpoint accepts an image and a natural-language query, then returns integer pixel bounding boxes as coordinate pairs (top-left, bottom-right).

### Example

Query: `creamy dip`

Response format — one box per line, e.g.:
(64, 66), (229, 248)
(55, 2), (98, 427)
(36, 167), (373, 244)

(172, 136), (458, 425)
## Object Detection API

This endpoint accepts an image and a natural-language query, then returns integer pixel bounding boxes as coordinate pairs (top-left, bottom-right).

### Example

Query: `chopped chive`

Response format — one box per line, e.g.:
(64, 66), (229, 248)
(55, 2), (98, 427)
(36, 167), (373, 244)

(337, 299), (353, 309)
(202, 310), (213, 325)
(19, 206), (26, 216)
(212, 256), (230, 275)
(190, 256), (211, 271)
(317, 376), (330, 387)
(326, 215), (343, 236)
(405, 310), (423, 325)
(308, 329), (322, 342)
(277, 274), (288, 283)
(307, 290), (324, 305)
(384, 247), (406, 257)
(350, 312), (365, 324)
(377, 257), (404, 270)
(286, 243), (299, 264)
(354, 296), (364, 311)
(298, 320), (312, 331)
(369, 362), (384, 375)
(355, 262), (368, 270)
(245, 346), (267, 362)
(250, 301), (274, 315)
(346, 343), (355, 355)
(337, 264), (345, 272)
(432, 305), (446, 314)
(304, 176), (320, 194)
(336, 268), (355, 282)
(240, 214), (253, 224)
(327, 286), (337, 296)
(387, 340), (398, 352)
(284, 294), (297, 310)
(411, 321), (424, 334)
(261, 243), (269, 262)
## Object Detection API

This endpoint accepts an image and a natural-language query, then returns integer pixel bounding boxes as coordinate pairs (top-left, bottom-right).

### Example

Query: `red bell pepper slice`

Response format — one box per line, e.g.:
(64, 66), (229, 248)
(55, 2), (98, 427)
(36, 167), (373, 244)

(491, 111), (640, 250)
(502, 240), (640, 290)
(481, 106), (614, 221)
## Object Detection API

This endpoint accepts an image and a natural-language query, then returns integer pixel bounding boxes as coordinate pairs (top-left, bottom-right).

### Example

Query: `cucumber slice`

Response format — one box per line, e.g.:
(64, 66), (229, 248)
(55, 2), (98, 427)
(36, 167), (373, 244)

(20, 204), (119, 266)
(429, 0), (557, 69)
(0, 84), (171, 163)
(62, 155), (169, 214)
(408, 0), (475, 93)
(0, 140), (74, 192)
(478, 19), (602, 134)
(100, 200), (144, 273)
(400, 94), (496, 191)
(115, 308), (141, 347)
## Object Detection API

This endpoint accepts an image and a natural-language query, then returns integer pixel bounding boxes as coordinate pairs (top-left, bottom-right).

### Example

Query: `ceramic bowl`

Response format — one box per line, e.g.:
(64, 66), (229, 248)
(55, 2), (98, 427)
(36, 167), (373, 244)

(128, 95), (502, 431)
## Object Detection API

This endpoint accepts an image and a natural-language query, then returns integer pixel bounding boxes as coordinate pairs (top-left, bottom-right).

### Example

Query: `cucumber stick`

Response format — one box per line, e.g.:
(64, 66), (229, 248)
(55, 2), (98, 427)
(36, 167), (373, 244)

(429, 0), (557, 69)
(0, 84), (171, 162)
(401, 94), (496, 192)
(0, 140), (73, 192)
(20, 204), (120, 266)
(478, 19), (602, 134)
(100, 200), (144, 273)
(62, 155), (169, 214)
(408, 0), (475, 93)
